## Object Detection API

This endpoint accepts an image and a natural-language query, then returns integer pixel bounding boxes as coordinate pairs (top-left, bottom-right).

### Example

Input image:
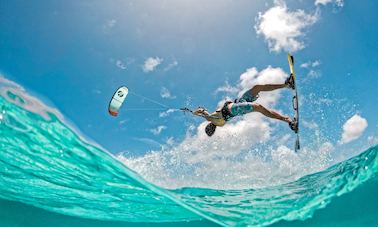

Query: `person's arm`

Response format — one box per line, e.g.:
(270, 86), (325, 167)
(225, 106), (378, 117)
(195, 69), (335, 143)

(192, 107), (221, 120)
(192, 107), (210, 117)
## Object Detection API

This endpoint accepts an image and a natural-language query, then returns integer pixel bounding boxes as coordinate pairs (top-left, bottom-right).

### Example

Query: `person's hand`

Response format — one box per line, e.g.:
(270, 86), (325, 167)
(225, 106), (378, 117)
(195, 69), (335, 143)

(193, 107), (205, 116)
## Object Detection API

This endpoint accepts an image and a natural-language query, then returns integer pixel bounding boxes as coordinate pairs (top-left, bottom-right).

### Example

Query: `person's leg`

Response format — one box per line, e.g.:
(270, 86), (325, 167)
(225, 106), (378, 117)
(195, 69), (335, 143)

(252, 103), (291, 123)
(251, 84), (286, 97)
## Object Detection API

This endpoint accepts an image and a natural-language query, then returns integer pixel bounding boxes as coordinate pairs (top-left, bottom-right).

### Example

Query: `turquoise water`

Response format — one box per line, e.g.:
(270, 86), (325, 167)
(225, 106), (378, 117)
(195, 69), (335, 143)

(0, 79), (377, 226)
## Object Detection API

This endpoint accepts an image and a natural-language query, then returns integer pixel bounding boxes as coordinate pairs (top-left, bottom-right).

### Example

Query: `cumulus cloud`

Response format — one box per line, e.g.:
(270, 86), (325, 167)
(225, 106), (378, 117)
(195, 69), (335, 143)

(315, 0), (344, 7)
(143, 57), (163, 73)
(339, 114), (368, 144)
(150, 125), (167, 135)
(255, 0), (318, 52)
(160, 87), (176, 99)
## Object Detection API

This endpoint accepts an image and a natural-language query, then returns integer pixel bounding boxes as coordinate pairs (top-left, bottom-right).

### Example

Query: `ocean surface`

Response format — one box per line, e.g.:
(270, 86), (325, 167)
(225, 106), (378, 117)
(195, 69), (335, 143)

(0, 78), (377, 226)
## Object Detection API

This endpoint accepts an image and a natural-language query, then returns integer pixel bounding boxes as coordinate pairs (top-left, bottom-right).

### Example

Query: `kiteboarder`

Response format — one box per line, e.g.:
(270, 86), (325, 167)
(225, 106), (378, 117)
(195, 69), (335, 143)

(190, 75), (297, 137)
(107, 57), (299, 146)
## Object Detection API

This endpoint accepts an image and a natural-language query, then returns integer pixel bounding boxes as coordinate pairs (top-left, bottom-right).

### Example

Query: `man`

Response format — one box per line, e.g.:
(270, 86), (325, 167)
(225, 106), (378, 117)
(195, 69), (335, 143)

(192, 74), (297, 136)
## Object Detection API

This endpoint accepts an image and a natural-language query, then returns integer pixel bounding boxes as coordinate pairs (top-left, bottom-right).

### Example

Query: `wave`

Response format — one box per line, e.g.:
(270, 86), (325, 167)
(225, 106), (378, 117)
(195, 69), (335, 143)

(0, 77), (377, 226)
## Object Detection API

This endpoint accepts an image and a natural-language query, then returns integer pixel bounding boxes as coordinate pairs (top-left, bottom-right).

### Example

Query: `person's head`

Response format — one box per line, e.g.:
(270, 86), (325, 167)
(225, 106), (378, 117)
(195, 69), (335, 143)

(205, 122), (217, 137)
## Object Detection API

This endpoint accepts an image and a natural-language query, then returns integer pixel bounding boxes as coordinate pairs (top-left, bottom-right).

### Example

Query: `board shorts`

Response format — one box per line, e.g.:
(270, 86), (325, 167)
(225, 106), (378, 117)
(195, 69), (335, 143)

(230, 89), (258, 117)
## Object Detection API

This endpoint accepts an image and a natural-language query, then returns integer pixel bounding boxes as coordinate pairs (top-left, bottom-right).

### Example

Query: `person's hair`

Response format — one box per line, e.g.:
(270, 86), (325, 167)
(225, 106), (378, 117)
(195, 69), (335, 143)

(205, 123), (217, 137)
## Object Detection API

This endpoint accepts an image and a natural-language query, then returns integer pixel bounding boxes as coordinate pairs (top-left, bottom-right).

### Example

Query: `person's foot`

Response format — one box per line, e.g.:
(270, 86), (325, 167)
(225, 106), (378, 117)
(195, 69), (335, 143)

(285, 73), (295, 90)
(289, 118), (298, 133)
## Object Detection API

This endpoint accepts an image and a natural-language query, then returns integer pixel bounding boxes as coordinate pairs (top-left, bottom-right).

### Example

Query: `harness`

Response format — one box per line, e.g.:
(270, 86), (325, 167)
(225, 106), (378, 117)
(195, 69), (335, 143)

(221, 101), (234, 121)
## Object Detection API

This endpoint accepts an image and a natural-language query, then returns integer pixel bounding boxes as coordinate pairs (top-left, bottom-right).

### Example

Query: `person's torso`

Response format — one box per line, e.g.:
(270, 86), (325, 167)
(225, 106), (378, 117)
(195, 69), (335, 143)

(210, 111), (226, 126)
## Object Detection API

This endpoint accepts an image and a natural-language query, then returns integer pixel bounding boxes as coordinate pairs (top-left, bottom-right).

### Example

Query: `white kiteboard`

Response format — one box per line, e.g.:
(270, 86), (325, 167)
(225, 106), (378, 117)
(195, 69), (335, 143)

(287, 53), (300, 152)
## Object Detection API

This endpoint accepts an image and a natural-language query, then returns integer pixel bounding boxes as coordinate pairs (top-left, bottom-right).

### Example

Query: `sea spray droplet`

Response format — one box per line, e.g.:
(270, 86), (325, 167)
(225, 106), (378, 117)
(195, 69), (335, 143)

(0, 106), (5, 123)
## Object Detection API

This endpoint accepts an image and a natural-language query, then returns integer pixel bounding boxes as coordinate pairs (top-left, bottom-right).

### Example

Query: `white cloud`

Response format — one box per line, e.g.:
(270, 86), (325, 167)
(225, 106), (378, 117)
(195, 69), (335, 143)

(340, 114), (368, 144)
(159, 108), (177, 118)
(160, 87), (176, 99)
(300, 60), (320, 68)
(150, 125), (167, 135)
(315, 0), (344, 7)
(143, 57), (163, 73)
(164, 60), (178, 71)
(307, 70), (321, 79)
(214, 81), (239, 96)
(116, 60), (127, 70)
(300, 60), (321, 82)
(255, 0), (318, 52)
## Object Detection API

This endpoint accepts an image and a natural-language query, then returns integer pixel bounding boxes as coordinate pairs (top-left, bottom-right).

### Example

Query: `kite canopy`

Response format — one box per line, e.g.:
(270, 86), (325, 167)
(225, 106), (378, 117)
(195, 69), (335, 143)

(108, 86), (129, 116)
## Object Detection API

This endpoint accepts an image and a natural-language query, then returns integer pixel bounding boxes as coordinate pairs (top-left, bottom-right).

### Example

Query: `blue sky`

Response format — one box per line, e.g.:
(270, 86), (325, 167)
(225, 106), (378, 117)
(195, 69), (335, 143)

(1, 0), (377, 163)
